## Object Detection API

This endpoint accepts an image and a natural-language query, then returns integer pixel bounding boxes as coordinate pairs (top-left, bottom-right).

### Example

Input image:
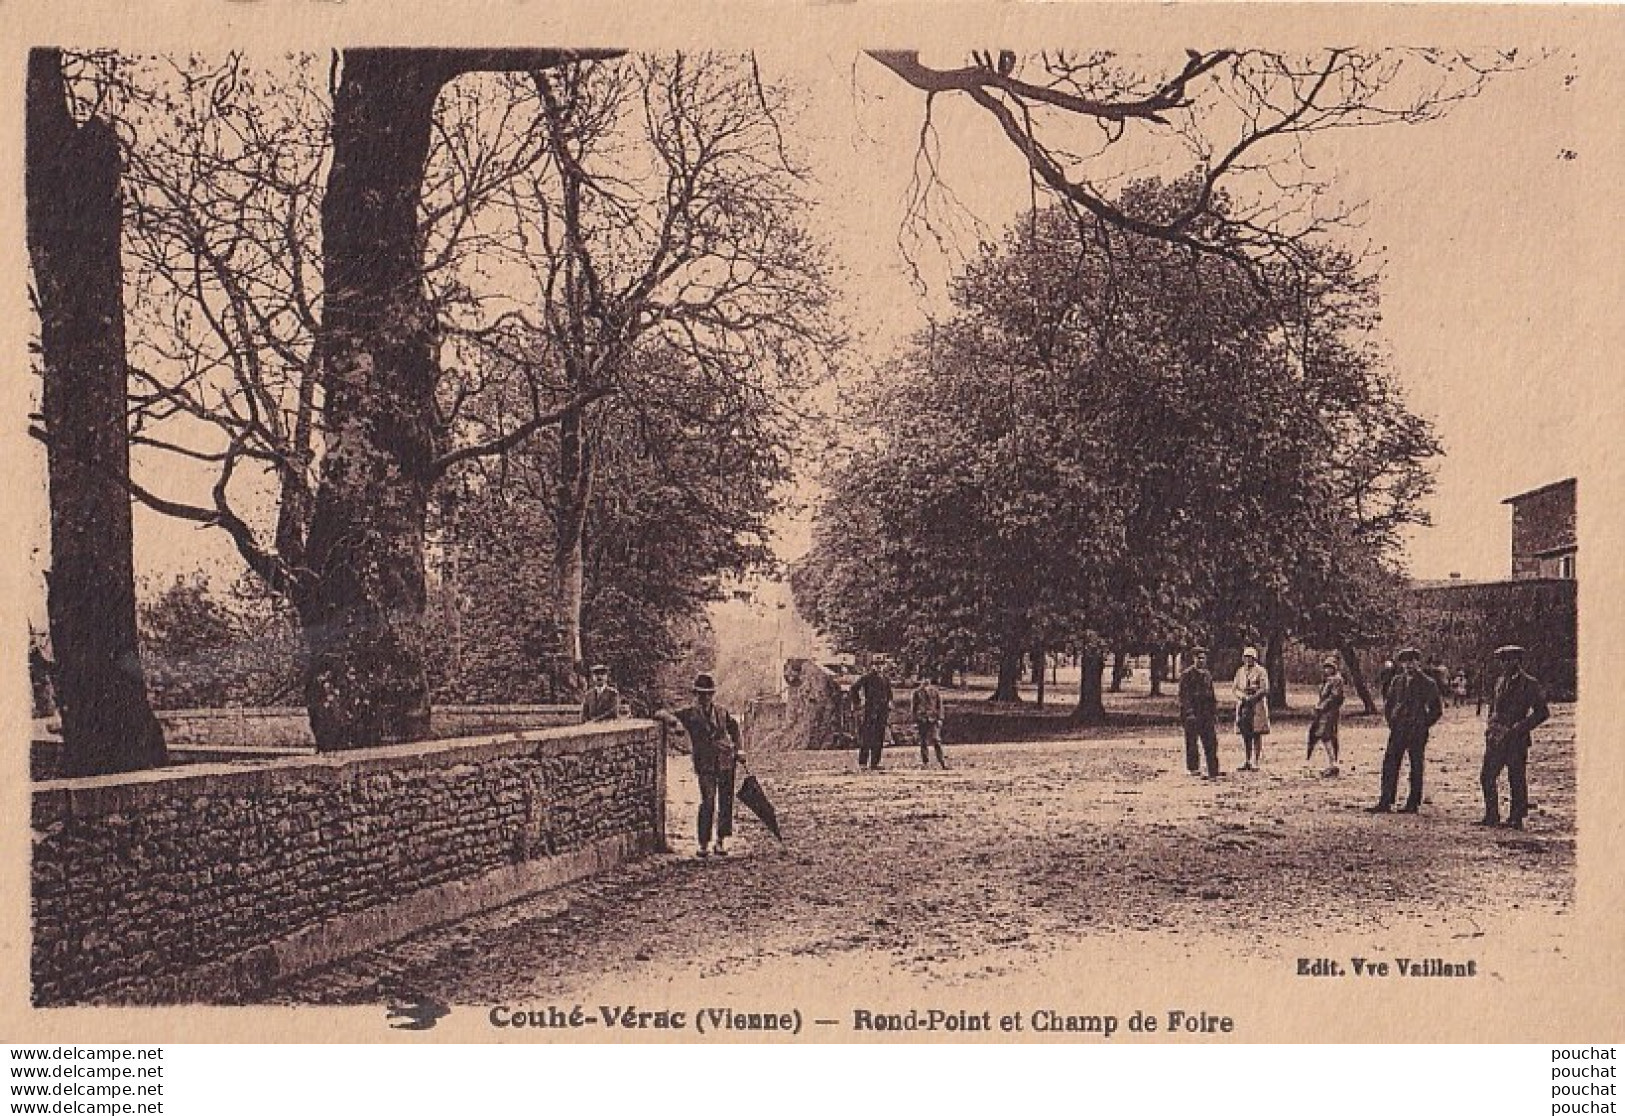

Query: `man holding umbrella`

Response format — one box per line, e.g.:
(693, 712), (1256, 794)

(659, 673), (744, 859)
(1476, 645), (1550, 830)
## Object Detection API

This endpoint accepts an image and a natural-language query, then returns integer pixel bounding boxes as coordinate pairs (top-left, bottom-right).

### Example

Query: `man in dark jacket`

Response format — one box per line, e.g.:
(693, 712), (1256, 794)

(1476, 645), (1551, 830)
(1178, 647), (1221, 778)
(1368, 647), (1443, 814)
(659, 673), (743, 858)
(580, 664), (621, 723)
(850, 664), (893, 771)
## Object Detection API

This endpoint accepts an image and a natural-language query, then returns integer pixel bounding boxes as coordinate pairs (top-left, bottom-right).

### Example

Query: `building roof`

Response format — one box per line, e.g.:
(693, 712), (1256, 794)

(1502, 477), (1577, 506)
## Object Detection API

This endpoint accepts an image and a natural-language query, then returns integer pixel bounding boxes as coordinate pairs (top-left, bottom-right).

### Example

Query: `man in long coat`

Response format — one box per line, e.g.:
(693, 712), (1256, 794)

(659, 673), (744, 858)
(850, 663), (893, 771)
(1476, 645), (1550, 830)
(1368, 647), (1442, 814)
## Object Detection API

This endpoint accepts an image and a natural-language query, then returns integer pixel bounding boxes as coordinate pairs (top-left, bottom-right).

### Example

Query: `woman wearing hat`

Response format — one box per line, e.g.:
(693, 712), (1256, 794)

(658, 673), (744, 858)
(1312, 657), (1345, 776)
(1234, 647), (1271, 770)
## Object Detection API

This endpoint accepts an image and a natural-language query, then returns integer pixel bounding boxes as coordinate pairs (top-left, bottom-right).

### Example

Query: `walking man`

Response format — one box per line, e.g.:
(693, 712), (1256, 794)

(659, 673), (743, 858)
(1368, 647), (1442, 814)
(1476, 645), (1550, 830)
(1234, 646), (1271, 770)
(912, 673), (947, 769)
(850, 662), (893, 771)
(580, 663), (621, 723)
(1179, 646), (1221, 778)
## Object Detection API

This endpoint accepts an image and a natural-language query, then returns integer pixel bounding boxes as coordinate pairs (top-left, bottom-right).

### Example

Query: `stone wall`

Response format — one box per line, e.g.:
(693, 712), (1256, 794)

(30, 705), (584, 779)
(32, 721), (665, 1005)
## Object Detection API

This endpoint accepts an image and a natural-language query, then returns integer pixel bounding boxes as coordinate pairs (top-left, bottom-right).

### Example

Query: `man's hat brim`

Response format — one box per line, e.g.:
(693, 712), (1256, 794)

(1494, 644), (1527, 658)
(1396, 648), (1422, 662)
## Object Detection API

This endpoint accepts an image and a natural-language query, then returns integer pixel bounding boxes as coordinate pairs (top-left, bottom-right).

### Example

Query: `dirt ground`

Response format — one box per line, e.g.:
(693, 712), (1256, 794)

(270, 703), (1575, 1012)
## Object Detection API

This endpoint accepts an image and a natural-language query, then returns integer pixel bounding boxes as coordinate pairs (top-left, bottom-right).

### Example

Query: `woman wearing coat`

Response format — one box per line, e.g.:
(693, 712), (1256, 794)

(1234, 646), (1271, 770)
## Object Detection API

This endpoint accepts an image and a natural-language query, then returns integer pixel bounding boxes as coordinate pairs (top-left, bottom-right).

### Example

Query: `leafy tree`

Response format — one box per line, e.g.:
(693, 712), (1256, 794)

(138, 573), (301, 709)
(797, 188), (1438, 721)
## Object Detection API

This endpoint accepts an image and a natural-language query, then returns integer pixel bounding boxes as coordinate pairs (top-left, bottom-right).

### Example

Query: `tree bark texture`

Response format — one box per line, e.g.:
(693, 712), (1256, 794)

(1341, 645), (1377, 714)
(551, 394), (592, 701)
(299, 48), (602, 749)
(990, 645), (1025, 702)
(26, 49), (166, 776)
(1149, 648), (1168, 697)
(1266, 629), (1289, 710)
(299, 52), (451, 750)
(1109, 650), (1128, 693)
(1073, 645), (1107, 723)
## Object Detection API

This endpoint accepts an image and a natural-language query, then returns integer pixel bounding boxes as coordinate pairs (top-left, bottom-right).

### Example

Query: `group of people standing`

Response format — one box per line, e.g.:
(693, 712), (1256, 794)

(1177, 643), (1552, 828)
(847, 665), (948, 772)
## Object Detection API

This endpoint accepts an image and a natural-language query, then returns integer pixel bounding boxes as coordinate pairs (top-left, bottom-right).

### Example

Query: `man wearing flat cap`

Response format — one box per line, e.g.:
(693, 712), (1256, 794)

(1477, 645), (1550, 830)
(1179, 647), (1221, 778)
(658, 673), (744, 858)
(580, 664), (621, 724)
(1368, 647), (1442, 814)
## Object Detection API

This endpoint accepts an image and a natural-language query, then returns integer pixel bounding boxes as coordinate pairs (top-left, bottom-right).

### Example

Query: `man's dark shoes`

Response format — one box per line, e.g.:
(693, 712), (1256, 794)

(1501, 818), (1525, 830)
(1473, 817), (1499, 827)
(1397, 804), (1420, 814)
(1366, 804), (1392, 813)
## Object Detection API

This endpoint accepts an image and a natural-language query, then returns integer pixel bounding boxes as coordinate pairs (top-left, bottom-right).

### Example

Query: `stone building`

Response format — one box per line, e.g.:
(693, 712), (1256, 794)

(1283, 478), (1579, 700)
(1506, 477), (1577, 581)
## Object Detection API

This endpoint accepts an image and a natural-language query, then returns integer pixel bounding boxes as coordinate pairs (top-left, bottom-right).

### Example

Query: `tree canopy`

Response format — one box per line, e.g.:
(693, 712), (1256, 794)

(794, 185), (1438, 711)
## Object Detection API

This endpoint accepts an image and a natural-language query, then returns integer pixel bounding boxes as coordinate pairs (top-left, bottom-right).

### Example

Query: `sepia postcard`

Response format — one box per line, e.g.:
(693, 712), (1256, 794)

(1, 2), (1622, 1045)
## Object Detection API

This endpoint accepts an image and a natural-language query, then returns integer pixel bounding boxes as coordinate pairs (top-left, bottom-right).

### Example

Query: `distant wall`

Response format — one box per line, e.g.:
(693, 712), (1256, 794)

(32, 721), (665, 1005)
(1275, 579), (1577, 701)
(30, 704), (582, 777)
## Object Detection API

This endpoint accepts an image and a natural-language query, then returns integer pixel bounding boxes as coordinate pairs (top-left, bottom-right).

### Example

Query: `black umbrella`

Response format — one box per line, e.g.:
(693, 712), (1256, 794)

(735, 768), (784, 841)
(1306, 715), (1322, 761)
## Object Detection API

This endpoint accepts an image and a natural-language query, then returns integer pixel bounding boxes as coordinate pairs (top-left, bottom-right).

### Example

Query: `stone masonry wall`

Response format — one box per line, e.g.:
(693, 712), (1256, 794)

(32, 722), (664, 1005)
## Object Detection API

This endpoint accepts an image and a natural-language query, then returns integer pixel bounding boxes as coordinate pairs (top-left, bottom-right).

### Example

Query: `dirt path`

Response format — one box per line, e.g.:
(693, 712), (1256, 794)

(270, 705), (1574, 1009)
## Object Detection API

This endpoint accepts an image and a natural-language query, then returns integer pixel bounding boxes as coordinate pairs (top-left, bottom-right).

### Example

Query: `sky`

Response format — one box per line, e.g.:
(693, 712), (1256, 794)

(781, 49), (1591, 582)
(15, 45), (1601, 610)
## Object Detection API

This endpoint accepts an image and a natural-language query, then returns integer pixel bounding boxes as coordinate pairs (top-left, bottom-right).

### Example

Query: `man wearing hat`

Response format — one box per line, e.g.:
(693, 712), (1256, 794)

(1368, 647), (1442, 814)
(659, 673), (744, 858)
(849, 662), (894, 771)
(1178, 647), (1221, 778)
(580, 664), (622, 724)
(1477, 645), (1550, 829)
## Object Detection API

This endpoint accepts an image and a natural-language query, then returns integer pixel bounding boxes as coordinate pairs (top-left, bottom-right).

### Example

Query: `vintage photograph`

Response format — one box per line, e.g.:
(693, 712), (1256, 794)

(7, 8), (1619, 1042)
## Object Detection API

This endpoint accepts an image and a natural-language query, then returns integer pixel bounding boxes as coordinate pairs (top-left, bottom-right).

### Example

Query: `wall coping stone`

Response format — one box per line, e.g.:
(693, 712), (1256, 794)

(34, 720), (661, 817)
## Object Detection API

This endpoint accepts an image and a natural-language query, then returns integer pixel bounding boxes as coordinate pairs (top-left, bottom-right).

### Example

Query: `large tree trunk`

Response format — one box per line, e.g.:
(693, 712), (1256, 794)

(1341, 645), (1377, 714)
(552, 407), (592, 701)
(1266, 629), (1289, 710)
(26, 49), (166, 776)
(1109, 650), (1128, 693)
(1073, 644), (1107, 723)
(299, 53), (451, 751)
(990, 645), (1024, 702)
(1149, 647), (1167, 697)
